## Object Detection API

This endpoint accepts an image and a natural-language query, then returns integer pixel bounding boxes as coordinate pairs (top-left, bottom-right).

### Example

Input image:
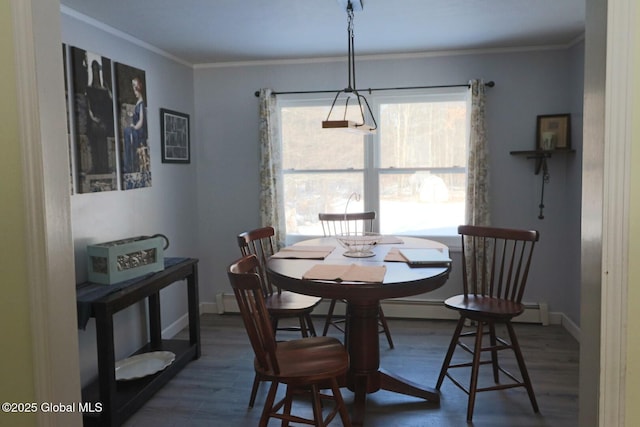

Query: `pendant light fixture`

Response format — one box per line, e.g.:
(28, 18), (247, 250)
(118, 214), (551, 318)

(322, 0), (377, 134)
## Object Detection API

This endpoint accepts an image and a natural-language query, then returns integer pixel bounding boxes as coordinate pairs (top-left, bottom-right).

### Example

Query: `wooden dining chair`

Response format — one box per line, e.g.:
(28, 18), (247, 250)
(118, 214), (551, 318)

(238, 226), (322, 337)
(318, 211), (394, 349)
(238, 226), (323, 407)
(435, 225), (540, 422)
(228, 254), (352, 427)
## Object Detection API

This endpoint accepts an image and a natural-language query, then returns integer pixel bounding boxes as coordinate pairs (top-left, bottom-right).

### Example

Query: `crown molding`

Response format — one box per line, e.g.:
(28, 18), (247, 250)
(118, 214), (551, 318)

(195, 43), (579, 69)
(60, 5), (193, 68)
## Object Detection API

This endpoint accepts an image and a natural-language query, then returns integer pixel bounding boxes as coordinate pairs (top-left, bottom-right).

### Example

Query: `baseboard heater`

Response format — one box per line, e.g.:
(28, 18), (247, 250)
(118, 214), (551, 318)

(212, 293), (550, 326)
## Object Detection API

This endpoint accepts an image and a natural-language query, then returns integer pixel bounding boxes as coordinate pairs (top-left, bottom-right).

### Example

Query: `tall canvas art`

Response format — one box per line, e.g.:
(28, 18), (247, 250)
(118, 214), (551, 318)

(116, 63), (151, 189)
(71, 47), (118, 192)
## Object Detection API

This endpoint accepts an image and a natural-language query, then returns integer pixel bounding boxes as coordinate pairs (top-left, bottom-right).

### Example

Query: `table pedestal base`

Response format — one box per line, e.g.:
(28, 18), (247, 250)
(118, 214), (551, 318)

(347, 370), (440, 426)
(346, 301), (440, 426)
(380, 369), (440, 400)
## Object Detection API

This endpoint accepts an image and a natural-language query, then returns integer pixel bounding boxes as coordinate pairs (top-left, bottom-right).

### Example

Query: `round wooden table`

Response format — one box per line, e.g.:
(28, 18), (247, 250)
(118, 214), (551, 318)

(267, 236), (451, 426)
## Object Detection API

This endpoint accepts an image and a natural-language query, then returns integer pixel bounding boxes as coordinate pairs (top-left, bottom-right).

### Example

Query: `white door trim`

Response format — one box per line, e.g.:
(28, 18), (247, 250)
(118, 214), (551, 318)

(11, 1), (82, 425)
(600, 0), (635, 424)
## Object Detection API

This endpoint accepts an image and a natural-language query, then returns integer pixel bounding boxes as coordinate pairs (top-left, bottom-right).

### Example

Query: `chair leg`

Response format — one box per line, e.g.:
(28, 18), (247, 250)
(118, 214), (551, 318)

(282, 386), (293, 427)
(378, 306), (394, 349)
(331, 377), (352, 427)
(298, 315), (309, 337)
(506, 321), (540, 413)
(305, 313), (317, 337)
(343, 303), (350, 347)
(436, 316), (465, 389)
(310, 384), (324, 426)
(322, 299), (338, 336)
(260, 381), (279, 427)
(248, 373), (261, 408)
(467, 320), (485, 422)
(489, 322), (500, 383)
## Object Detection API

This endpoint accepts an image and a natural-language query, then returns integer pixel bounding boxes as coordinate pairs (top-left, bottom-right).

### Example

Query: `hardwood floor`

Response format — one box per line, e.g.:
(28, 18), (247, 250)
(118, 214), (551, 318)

(123, 313), (578, 427)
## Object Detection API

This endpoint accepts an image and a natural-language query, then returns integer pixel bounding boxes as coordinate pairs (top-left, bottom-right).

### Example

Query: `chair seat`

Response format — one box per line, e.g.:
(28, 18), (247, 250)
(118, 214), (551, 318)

(265, 291), (322, 315)
(444, 294), (524, 319)
(255, 336), (349, 384)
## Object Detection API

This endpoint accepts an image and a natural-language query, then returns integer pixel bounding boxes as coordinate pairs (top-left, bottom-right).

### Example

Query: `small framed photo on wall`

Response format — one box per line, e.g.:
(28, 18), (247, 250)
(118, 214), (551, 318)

(160, 108), (190, 163)
(536, 114), (571, 151)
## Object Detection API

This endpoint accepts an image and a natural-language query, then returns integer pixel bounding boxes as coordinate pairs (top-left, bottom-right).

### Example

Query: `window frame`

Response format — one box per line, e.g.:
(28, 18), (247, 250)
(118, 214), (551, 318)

(278, 88), (469, 250)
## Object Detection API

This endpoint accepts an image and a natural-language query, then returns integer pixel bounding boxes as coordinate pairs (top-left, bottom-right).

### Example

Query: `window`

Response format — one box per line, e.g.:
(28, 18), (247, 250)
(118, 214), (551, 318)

(278, 89), (469, 244)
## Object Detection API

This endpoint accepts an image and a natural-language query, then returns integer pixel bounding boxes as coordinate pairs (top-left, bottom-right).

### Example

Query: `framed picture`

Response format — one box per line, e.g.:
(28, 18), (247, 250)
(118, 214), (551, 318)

(160, 108), (190, 163)
(536, 114), (571, 151)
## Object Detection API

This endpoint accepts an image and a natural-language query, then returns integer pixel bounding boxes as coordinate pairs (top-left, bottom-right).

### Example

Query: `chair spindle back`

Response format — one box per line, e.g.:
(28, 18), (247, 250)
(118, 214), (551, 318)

(237, 226), (278, 296)
(319, 211), (376, 236)
(459, 225), (539, 303)
(227, 254), (280, 375)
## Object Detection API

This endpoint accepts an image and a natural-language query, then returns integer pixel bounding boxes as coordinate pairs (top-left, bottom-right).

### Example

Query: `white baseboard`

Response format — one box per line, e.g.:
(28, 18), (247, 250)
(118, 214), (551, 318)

(208, 293), (558, 327)
(160, 301), (224, 338)
(161, 312), (190, 339)
(559, 312), (580, 342)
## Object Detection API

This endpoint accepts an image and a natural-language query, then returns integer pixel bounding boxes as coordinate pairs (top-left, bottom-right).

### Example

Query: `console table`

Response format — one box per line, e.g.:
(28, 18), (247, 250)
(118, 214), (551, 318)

(77, 257), (200, 426)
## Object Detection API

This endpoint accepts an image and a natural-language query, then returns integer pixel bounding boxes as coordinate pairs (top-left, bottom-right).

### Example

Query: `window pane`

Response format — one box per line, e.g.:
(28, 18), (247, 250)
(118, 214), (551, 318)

(281, 106), (364, 170)
(278, 91), (469, 239)
(377, 96), (467, 236)
(379, 101), (467, 168)
(283, 172), (364, 235)
(379, 171), (465, 236)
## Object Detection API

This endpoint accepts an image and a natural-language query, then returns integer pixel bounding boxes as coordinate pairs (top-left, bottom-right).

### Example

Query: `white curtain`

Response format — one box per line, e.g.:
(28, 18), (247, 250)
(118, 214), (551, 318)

(258, 88), (285, 246)
(465, 80), (490, 227)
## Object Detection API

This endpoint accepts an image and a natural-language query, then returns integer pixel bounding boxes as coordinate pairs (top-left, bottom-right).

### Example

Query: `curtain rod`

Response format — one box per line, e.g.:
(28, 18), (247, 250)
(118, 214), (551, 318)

(253, 81), (495, 97)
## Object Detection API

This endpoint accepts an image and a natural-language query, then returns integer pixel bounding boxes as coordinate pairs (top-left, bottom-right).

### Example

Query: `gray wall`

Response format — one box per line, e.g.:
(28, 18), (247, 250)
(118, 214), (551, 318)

(194, 45), (584, 324)
(62, 14), (198, 386)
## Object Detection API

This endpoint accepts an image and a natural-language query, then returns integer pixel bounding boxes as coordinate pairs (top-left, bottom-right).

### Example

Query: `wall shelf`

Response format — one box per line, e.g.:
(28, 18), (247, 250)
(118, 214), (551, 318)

(510, 148), (575, 219)
(509, 148), (575, 175)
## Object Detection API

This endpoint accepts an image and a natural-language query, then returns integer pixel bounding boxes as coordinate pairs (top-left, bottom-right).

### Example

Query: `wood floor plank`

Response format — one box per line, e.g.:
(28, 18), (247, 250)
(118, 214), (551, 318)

(123, 314), (578, 427)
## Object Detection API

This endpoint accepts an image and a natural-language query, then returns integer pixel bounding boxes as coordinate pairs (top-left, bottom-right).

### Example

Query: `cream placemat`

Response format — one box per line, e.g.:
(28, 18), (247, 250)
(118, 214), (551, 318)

(384, 246), (447, 262)
(377, 235), (404, 244)
(384, 247), (409, 262)
(271, 245), (335, 259)
(302, 264), (387, 283)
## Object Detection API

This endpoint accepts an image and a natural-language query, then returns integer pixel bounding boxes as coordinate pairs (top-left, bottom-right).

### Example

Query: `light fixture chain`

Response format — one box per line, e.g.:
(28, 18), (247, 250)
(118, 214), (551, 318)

(347, 5), (355, 91)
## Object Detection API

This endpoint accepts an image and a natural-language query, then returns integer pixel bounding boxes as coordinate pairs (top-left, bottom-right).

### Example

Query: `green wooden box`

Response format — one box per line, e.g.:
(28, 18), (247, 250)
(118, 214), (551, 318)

(87, 235), (166, 285)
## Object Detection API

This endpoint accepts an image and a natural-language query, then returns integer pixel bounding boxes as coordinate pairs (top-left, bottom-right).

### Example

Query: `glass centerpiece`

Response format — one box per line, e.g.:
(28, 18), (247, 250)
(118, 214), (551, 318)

(336, 232), (381, 258)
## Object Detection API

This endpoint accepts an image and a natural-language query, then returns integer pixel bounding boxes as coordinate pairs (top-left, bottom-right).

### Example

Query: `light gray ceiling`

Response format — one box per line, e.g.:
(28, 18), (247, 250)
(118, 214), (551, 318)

(60, 0), (585, 65)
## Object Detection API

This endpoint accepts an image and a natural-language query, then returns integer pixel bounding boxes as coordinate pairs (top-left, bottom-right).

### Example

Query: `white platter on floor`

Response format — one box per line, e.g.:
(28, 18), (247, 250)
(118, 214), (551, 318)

(115, 351), (175, 381)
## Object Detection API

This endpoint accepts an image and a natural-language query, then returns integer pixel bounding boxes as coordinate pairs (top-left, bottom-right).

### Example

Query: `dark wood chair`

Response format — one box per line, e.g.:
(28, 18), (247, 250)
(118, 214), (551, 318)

(227, 254), (352, 427)
(237, 226), (323, 407)
(318, 211), (394, 349)
(435, 225), (540, 422)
